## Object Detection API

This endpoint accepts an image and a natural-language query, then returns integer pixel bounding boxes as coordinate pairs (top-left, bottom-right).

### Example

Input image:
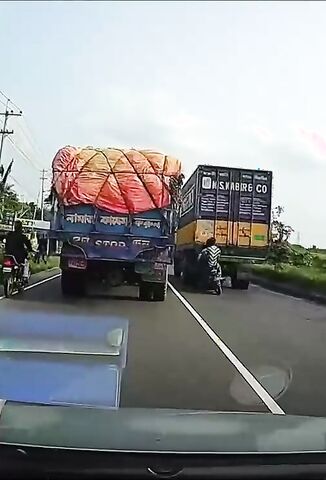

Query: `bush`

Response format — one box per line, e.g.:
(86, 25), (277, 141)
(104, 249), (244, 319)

(30, 256), (59, 274)
(252, 264), (326, 294)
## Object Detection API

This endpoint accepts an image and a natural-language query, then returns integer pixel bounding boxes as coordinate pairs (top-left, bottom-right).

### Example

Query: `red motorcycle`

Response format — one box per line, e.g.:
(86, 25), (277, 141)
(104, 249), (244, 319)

(2, 255), (26, 298)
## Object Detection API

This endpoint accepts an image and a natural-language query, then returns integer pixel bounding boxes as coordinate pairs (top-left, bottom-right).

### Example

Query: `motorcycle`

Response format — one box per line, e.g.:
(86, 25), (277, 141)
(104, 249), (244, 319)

(207, 266), (223, 295)
(2, 255), (26, 298)
(197, 262), (224, 295)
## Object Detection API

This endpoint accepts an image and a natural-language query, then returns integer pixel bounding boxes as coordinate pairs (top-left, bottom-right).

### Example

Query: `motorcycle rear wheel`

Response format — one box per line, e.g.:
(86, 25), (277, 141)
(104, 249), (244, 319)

(4, 276), (14, 298)
(215, 284), (222, 295)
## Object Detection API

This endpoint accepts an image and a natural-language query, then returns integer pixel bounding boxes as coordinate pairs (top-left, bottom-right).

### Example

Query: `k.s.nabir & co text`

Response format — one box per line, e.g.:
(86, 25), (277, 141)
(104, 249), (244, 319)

(207, 181), (269, 194)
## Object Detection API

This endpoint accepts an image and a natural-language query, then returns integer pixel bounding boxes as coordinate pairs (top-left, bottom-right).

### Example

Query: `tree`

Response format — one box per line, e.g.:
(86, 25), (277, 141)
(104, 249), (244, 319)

(271, 206), (293, 243)
(268, 206), (312, 269)
(0, 160), (13, 195)
(1, 183), (20, 213)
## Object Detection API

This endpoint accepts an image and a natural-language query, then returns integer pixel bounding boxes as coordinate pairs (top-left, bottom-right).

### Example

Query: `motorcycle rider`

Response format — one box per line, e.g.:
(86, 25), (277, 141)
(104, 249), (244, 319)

(5, 220), (33, 282)
(198, 237), (222, 290)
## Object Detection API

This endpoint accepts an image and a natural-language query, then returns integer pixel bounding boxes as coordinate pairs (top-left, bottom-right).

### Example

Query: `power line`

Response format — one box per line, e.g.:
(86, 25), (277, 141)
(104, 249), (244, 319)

(0, 90), (22, 112)
(9, 173), (36, 199)
(7, 136), (40, 171)
(15, 117), (44, 166)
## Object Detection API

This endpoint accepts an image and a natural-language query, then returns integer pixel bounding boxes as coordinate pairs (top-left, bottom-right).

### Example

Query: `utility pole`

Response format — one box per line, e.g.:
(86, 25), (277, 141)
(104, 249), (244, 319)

(40, 169), (47, 221)
(0, 107), (23, 167)
(297, 231), (301, 246)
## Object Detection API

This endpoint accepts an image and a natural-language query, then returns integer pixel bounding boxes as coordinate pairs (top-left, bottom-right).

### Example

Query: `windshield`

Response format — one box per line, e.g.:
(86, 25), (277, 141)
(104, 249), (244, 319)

(1, 0), (326, 464)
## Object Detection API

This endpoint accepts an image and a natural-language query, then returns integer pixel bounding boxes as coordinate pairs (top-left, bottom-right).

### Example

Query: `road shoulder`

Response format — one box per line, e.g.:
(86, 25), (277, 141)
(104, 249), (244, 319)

(251, 273), (326, 305)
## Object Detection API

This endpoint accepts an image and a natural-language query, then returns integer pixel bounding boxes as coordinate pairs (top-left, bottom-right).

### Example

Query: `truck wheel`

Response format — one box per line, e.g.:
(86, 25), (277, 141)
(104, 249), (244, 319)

(61, 271), (75, 296)
(61, 271), (85, 296)
(182, 267), (195, 286)
(174, 264), (181, 278)
(173, 257), (182, 277)
(153, 282), (167, 302)
(139, 282), (153, 301)
(231, 277), (250, 290)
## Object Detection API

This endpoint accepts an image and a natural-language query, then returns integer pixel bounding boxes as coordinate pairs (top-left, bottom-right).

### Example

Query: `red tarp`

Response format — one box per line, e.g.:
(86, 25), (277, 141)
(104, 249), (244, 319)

(52, 146), (182, 214)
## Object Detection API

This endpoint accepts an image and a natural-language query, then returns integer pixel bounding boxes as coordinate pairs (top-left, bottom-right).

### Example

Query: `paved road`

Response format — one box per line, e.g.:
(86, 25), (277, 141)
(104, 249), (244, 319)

(1, 271), (326, 416)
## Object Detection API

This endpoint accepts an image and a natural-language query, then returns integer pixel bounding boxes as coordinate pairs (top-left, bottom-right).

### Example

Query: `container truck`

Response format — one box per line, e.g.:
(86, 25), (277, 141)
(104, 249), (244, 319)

(50, 146), (182, 301)
(175, 165), (272, 289)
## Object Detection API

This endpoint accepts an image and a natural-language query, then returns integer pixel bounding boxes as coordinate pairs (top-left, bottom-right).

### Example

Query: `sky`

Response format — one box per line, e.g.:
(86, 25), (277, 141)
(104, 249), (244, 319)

(1, 1), (326, 246)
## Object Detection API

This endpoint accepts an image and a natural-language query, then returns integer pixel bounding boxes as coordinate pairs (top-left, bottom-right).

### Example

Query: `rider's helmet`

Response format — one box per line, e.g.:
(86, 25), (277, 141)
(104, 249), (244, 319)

(205, 237), (216, 247)
(205, 237), (221, 258)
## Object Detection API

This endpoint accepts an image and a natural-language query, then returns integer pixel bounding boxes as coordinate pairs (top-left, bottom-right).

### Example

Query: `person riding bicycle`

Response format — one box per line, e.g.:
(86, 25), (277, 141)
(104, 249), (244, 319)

(5, 220), (33, 282)
(197, 237), (222, 289)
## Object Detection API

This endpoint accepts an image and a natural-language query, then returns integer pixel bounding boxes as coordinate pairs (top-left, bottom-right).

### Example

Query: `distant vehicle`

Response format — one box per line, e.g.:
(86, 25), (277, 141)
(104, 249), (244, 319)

(50, 146), (183, 301)
(175, 165), (272, 290)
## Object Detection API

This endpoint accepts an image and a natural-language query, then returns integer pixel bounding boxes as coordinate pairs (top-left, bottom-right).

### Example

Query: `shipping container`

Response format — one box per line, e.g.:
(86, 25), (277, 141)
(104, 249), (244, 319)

(178, 165), (272, 253)
(175, 165), (273, 289)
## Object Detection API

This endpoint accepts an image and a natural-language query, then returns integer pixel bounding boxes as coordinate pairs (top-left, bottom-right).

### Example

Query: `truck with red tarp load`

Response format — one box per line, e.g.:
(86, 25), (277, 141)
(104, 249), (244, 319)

(50, 146), (183, 301)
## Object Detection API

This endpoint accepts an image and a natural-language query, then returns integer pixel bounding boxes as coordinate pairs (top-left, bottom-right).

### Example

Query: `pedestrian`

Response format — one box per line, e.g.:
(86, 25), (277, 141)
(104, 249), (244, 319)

(37, 233), (48, 264)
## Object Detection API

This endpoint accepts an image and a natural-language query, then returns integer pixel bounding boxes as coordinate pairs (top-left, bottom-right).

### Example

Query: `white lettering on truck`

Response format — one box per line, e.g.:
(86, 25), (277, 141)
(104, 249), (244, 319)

(202, 178), (268, 194)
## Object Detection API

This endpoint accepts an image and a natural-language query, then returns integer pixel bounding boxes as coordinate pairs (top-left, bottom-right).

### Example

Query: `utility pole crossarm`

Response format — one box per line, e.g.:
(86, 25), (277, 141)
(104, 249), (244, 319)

(0, 130), (13, 135)
(0, 112), (22, 116)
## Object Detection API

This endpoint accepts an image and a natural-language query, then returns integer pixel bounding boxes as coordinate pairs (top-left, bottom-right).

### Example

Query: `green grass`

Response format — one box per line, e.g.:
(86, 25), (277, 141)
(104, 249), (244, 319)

(30, 256), (59, 274)
(252, 263), (326, 294)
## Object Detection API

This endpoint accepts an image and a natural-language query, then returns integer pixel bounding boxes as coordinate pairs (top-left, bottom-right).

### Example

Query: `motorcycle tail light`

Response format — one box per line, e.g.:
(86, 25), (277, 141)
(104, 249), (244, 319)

(3, 258), (14, 267)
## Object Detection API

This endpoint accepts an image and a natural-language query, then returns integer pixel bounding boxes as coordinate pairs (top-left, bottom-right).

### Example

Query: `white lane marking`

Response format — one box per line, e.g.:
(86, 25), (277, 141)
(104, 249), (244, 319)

(0, 273), (61, 300)
(168, 282), (285, 415)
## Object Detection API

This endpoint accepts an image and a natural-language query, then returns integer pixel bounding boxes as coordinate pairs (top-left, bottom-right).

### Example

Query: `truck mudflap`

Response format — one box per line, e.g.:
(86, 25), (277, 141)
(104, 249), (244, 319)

(135, 262), (168, 283)
(0, 312), (128, 408)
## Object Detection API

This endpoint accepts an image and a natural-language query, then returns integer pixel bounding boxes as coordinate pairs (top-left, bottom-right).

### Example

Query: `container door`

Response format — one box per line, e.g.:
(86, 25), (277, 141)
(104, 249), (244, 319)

(195, 168), (272, 248)
(225, 169), (272, 248)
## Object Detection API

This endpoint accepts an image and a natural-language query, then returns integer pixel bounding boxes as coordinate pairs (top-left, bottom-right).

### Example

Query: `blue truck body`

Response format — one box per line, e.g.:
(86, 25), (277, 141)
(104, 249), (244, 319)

(51, 204), (177, 300)
(52, 205), (174, 263)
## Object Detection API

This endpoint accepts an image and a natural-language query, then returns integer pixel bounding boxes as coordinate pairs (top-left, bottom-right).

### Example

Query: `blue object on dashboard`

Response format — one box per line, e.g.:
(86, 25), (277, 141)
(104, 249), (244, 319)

(0, 312), (129, 408)
(0, 356), (121, 408)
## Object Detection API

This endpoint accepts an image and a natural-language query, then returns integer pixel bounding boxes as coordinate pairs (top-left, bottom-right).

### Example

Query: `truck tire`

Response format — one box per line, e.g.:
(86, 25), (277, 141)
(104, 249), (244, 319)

(174, 261), (181, 278)
(173, 254), (182, 277)
(181, 250), (198, 286)
(152, 282), (167, 302)
(61, 270), (85, 296)
(139, 282), (153, 301)
(231, 277), (250, 290)
(182, 266), (195, 286)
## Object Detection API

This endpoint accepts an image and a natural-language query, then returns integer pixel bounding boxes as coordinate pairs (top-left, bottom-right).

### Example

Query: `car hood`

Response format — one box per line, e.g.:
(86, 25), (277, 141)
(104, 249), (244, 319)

(1, 404), (326, 453)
